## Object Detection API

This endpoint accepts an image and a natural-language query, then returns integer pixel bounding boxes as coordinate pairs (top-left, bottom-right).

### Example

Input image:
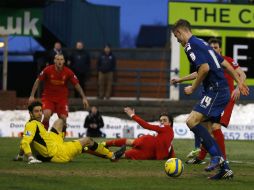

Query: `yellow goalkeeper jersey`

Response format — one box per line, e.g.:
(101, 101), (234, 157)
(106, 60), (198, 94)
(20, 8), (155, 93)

(20, 119), (62, 159)
(20, 119), (82, 163)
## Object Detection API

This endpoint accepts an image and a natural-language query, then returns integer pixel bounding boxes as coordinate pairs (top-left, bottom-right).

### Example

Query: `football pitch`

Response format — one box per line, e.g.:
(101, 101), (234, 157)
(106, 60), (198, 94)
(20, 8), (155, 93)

(0, 138), (253, 190)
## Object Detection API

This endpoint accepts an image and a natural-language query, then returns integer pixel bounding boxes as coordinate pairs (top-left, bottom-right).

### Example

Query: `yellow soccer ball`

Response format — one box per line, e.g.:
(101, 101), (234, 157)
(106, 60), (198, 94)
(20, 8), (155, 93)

(164, 158), (184, 177)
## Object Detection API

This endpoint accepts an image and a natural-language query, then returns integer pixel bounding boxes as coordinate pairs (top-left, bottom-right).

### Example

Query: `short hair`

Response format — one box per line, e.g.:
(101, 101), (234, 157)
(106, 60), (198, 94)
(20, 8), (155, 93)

(172, 19), (191, 32)
(159, 112), (174, 127)
(54, 54), (64, 58)
(28, 101), (42, 112)
(208, 38), (222, 47)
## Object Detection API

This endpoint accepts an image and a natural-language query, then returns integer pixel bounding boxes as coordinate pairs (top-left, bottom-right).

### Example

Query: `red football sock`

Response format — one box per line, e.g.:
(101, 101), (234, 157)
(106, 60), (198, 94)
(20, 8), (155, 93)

(42, 120), (49, 130)
(106, 138), (127, 147)
(198, 145), (207, 160)
(212, 129), (226, 160)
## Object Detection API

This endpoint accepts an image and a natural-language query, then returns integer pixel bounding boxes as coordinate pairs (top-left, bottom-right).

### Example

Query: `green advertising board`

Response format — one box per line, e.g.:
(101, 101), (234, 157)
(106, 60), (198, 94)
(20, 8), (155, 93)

(169, 2), (254, 85)
(0, 8), (42, 37)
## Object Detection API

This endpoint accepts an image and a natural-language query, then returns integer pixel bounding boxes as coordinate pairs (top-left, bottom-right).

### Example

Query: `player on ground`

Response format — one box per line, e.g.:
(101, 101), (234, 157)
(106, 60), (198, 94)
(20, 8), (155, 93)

(171, 19), (248, 179)
(14, 101), (125, 164)
(28, 54), (89, 132)
(185, 38), (246, 163)
(103, 107), (175, 160)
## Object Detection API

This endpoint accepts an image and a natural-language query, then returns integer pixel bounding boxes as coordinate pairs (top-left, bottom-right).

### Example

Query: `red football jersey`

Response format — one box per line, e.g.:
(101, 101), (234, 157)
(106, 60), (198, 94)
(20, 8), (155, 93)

(132, 115), (174, 160)
(38, 65), (79, 101)
(223, 56), (239, 93)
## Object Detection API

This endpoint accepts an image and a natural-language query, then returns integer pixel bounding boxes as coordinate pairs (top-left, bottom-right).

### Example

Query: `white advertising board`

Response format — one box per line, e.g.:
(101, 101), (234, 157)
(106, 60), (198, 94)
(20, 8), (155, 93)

(0, 110), (253, 140)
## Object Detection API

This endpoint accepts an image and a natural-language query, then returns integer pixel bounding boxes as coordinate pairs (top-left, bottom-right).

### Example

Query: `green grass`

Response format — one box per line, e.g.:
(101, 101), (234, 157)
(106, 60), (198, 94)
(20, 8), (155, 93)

(0, 138), (254, 190)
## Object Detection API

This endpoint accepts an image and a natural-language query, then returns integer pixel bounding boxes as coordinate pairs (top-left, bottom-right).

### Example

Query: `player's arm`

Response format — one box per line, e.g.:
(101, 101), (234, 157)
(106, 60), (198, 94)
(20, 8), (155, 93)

(74, 83), (89, 109)
(170, 72), (197, 85)
(231, 67), (247, 100)
(19, 122), (42, 163)
(124, 107), (163, 133)
(20, 123), (36, 157)
(28, 78), (41, 104)
(184, 63), (209, 95)
(222, 60), (249, 96)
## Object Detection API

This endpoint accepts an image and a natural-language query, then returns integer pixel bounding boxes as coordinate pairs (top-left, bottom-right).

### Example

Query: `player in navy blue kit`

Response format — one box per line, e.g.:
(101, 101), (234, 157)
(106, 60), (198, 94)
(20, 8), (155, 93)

(172, 19), (249, 180)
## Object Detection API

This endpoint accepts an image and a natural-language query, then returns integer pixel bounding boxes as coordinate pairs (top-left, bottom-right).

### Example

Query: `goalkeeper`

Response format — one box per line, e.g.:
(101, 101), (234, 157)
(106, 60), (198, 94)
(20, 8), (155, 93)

(14, 101), (125, 164)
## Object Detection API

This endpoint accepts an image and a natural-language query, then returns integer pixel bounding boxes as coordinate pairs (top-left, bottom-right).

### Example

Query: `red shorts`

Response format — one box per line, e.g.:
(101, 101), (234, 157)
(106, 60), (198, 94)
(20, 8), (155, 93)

(42, 98), (69, 117)
(125, 135), (156, 160)
(220, 98), (235, 127)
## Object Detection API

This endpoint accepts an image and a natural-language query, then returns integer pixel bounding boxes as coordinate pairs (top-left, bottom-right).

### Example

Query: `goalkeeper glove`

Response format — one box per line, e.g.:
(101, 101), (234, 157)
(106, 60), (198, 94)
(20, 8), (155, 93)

(28, 156), (42, 164)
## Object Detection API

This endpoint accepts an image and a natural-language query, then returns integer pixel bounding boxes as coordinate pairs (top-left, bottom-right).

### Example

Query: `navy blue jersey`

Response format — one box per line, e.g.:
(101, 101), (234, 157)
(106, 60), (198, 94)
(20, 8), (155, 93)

(185, 36), (228, 91)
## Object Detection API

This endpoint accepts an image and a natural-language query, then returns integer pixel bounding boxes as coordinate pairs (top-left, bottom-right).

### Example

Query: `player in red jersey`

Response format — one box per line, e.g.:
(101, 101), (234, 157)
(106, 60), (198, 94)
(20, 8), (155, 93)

(28, 54), (89, 132)
(103, 107), (175, 160)
(186, 38), (246, 164)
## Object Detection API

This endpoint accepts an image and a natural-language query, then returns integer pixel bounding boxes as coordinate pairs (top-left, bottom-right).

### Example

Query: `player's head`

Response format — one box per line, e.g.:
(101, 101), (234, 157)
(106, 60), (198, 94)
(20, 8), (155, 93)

(172, 19), (192, 47)
(208, 38), (222, 55)
(54, 54), (65, 69)
(159, 112), (173, 127)
(28, 101), (43, 121)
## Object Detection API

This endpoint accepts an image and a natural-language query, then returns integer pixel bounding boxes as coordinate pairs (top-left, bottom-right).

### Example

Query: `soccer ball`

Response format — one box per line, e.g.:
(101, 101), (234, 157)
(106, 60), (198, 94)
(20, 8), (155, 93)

(164, 158), (184, 177)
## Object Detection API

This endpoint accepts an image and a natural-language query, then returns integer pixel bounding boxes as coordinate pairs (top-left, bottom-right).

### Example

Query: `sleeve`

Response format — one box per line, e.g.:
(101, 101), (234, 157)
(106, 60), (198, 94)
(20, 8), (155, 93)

(20, 122), (37, 155)
(38, 67), (48, 81)
(132, 115), (164, 133)
(225, 56), (239, 69)
(189, 41), (224, 68)
(187, 42), (207, 67)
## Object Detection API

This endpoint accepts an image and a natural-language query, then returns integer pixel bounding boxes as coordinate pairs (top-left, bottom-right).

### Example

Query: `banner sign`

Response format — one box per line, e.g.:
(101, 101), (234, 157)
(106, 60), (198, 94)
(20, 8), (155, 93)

(177, 29), (254, 85)
(0, 111), (253, 140)
(0, 8), (42, 36)
(169, 2), (254, 29)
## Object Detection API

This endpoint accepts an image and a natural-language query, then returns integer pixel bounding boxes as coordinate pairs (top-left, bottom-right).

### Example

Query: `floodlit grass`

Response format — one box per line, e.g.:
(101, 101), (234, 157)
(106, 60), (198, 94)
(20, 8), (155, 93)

(0, 138), (254, 190)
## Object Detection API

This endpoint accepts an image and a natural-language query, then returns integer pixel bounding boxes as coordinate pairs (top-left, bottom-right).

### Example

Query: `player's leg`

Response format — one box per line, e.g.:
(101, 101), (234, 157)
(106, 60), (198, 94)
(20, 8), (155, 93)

(51, 118), (64, 132)
(105, 138), (134, 147)
(186, 121), (212, 164)
(58, 114), (67, 137)
(212, 123), (226, 160)
(50, 118), (66, 140)
(212, 98), (235, 160)
(186, 121), (213, 160)
(124, 137), (156, 160)
(125, 135), (156, 160)
(79, 137), (126, 160)
(56, 100), (68, 137)
(42, 99), (54, 130)
(186, 143), (207, 164)
(186, 111), (222, 158)
(186, 134), (201, 158)
(186, 111), (227, 172)
(42, 109), (52, 130)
